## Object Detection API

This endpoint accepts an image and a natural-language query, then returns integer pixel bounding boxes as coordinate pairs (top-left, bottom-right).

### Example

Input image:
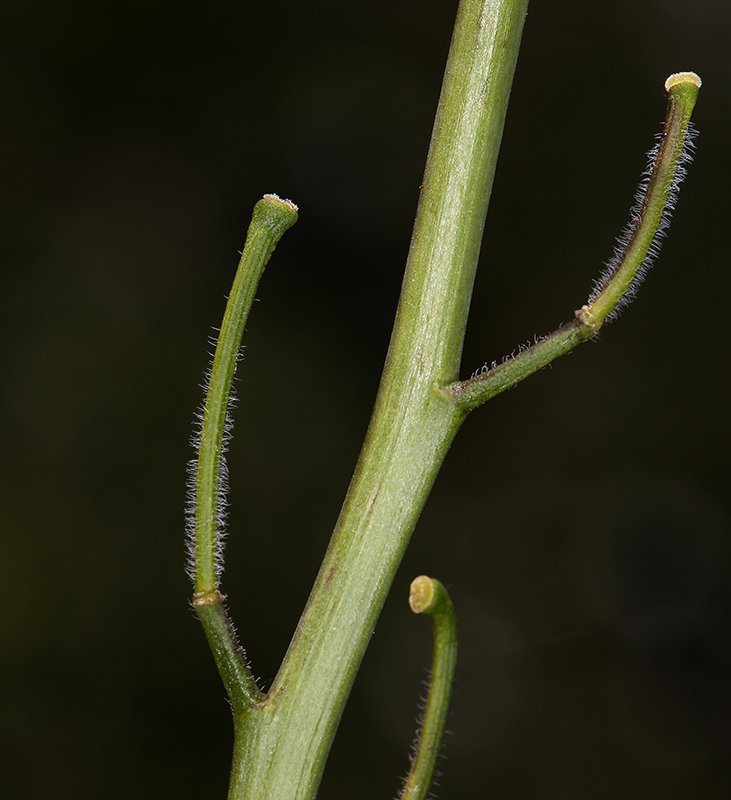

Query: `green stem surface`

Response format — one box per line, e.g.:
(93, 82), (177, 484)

(226, 2), (529, 798)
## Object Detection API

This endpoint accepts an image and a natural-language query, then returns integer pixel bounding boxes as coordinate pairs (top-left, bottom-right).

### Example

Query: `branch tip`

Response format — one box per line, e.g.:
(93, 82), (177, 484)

(262, 192), (299, 213)
(400, 576), (457, 800)
(665, 71), (702, 92)
(409, 575), (435, 614)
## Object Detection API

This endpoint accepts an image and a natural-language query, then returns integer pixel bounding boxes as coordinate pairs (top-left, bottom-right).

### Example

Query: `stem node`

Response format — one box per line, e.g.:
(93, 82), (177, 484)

(192, 590), (225, 607)
(575, 305), (603, 333)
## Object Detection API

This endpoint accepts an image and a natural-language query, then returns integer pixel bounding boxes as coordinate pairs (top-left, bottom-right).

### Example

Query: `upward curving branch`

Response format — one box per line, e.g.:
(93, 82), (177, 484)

(447, 72), (701, 413)
(188, 194), (298, 711)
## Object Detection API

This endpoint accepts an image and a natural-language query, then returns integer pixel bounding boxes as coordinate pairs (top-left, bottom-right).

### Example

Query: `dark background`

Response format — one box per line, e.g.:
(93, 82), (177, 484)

(1, 1), (729, 798)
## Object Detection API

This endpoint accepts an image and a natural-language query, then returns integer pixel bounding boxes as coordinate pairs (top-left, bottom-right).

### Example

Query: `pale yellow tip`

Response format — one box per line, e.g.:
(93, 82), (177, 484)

(409, 575), (434, 614)
(263, 193), (299, 212)
(665, 72), (702, 92)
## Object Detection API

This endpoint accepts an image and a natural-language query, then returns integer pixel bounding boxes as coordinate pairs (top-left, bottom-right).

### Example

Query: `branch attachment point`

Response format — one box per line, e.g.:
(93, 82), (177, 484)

(575, 304), (603, 333)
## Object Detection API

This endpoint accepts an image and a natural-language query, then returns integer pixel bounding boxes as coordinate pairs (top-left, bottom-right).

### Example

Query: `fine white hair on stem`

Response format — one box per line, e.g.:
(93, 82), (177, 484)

(186, 195), (298, 593)
(184, 345), (244, 584)
(588, 120), (697, 322)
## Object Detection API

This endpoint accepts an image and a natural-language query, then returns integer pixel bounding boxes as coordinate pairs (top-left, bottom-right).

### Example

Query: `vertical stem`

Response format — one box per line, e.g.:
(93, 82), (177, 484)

(227, 2), (530, 799)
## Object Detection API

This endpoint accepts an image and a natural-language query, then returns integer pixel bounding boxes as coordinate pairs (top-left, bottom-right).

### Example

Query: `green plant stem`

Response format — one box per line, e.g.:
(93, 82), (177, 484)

(400, 577), (458, 800)
(192, 8), (701, 799)
(225, 2), (529, 798)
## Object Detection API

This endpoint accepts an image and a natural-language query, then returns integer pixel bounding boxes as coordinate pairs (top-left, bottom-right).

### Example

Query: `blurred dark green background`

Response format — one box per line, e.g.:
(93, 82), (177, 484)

(2, 1), (729, 797)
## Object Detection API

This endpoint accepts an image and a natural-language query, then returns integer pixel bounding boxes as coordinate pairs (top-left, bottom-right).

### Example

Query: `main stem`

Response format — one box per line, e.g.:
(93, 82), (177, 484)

(228, 1), (529, 798)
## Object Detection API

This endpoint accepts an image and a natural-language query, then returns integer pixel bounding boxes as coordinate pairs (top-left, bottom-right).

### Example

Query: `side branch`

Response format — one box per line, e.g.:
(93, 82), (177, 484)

(446, 317), (594, 411)
(447, 72), (701, 413)
(195, 596), (264, 713)
(188, 194), (298, 710)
